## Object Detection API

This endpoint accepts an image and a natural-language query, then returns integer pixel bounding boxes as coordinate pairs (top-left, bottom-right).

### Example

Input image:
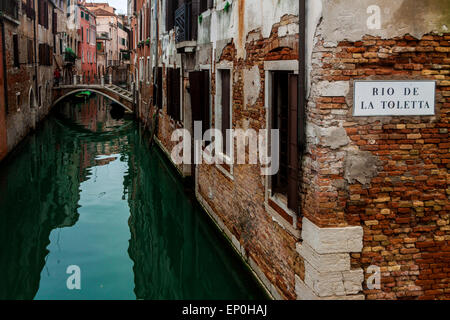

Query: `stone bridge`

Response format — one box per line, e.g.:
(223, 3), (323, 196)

(52, 84), (134, 113)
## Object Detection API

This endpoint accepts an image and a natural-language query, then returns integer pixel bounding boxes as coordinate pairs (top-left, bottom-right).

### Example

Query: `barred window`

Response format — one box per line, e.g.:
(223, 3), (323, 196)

(0, 0), (19, 20)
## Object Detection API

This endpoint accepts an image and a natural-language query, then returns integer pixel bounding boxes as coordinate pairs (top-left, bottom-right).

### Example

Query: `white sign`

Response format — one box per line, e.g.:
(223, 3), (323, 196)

(353, 81), (436, 116)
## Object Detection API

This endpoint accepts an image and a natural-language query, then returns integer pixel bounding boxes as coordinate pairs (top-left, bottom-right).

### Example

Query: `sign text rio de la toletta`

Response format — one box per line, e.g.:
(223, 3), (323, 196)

(353, 80), (436, 117)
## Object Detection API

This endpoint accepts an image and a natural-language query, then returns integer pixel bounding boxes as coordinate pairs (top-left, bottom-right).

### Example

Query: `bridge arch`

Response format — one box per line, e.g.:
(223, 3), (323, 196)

(52, 88), (133, 113)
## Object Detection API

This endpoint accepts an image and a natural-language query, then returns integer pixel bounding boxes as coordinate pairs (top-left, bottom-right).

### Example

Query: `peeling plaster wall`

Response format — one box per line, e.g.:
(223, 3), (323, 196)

(303, 0), (450, 300)
(306, 0), (450, 95)
(198, 0), (299, 59)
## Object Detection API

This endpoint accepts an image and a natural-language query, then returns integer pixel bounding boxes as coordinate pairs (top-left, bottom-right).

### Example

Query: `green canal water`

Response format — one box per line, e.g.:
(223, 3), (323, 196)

(0, 95), (267, 300)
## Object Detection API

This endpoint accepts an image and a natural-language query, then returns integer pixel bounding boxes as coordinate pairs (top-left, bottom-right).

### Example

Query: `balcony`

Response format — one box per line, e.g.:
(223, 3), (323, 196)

(107, 60), (120, 67)
(0, 0), (19, 21)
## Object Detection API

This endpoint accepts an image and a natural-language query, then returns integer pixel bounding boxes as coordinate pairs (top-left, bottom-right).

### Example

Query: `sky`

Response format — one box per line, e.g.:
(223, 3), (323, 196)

(88, 0), (128, 15)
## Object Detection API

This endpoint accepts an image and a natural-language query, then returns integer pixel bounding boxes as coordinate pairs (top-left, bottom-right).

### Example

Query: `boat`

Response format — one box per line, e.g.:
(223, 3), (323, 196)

(74, 90), (92, 99)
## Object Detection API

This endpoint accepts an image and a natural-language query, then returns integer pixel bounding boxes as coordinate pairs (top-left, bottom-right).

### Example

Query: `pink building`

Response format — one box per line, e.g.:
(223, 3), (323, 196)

(78, 3), (97, 83)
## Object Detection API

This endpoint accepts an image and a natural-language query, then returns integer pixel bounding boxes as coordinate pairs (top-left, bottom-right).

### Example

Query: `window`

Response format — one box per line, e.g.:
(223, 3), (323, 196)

(146, 57), (151, 83)
(264, 63), (299, 215)
(154, 67), (163, 108)
(166, 0), (174, 31)
(139, 58), (144, 82)
(200, 0), (207, 13)
(167, 68), (181, 121)
(0, 0), (19, 20)
(27, 39), (34, 64)
(38, 0), (49, 28)
(38, 86), (42, 106)
(52, 9), (57, 34)
(38, 43), (52, 66)
(271, 72), (291, 197)
(16, 92), (21, 111)
(13, 35), (19, 68)
(216, 69), (231, 155)
(189, 70), (210, 136)
(24, 0), (35, 20)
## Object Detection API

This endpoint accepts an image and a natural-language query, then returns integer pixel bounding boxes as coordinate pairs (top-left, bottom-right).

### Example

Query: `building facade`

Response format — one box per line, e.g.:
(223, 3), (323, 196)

(77, 2), (96, 83)
(131, 0), (450, 300)
(87, 2), (128, 84)
(0, 0), (66, 162)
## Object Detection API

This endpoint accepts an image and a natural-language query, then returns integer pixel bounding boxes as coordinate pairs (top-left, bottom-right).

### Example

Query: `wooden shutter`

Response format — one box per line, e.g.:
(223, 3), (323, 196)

(38, 43), (43, 65)
(28, 39), (33, 64)
(189, 70), (210, 134)
(154, 67), (163, 109)
(287, 74), (299, 213)
(13, 35), (19, 67)
(52, 9), (57, 34)
(44, 1), (48, 29)
(199, 0), (207, 13)
(166, 0), (174, 31)
(147, 6), (151, 39)
(38, 0), (42, 25)
(139, 12), (142, 41)
(167, 68), (181, 121)
(173, 68), (181, 121)
(19, 36), (27, 64)
(221, 70), (231, 153)
(166, 68), (172, 115)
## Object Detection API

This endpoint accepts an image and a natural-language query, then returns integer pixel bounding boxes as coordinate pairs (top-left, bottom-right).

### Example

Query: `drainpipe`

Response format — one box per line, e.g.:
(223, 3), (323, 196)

(0, 17), (8, 114)
(33, 1), (38, 108)
(298, 0), (306, 217)
(154, 0), (159, 110)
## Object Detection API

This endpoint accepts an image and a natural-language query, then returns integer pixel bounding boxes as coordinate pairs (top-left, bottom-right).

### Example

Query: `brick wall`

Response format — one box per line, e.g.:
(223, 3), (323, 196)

(196, 15), (301, 299)
(306, 33), (450, 299)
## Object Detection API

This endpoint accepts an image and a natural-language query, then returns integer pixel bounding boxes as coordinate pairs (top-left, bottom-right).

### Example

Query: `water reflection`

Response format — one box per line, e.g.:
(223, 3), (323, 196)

(0, 95), (266, 300)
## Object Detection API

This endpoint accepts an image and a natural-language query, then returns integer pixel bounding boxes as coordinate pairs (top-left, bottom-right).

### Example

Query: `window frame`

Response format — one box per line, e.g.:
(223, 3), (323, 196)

(214, 62), (234, 178)
(263, 60), (300, 237)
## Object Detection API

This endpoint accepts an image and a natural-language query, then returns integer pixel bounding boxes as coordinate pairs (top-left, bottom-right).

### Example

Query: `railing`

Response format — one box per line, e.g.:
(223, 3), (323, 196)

(0, 0), (19, 20)
(107, 60), (120, 67)
(174, 2), (191, 43)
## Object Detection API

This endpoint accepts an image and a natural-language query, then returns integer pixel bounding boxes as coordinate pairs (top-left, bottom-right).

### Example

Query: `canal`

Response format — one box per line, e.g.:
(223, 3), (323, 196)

(0, 95), (267, 300)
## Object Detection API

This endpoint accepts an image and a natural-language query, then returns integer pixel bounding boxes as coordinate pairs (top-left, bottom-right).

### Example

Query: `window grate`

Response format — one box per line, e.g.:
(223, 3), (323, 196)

(174, 2), (191, 43)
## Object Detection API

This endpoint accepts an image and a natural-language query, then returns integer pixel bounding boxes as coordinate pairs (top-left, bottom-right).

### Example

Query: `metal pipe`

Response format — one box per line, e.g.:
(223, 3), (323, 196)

(0, 17), (8, 114)
(33, 0), (38, 107)
(298, 0), (306, 217)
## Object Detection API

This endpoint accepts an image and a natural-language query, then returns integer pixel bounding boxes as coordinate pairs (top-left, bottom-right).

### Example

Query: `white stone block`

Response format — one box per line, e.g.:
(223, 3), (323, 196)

(315, 80), (350, 97)
(301, 217), (363, 254)
(304, 261), (364, 297)
(295, 275), (365, 300)
(296, 243), (350, 272)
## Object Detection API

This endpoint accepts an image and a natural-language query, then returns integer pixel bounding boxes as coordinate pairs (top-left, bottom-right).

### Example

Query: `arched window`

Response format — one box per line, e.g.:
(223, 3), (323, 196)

(29, 87), (36, 109)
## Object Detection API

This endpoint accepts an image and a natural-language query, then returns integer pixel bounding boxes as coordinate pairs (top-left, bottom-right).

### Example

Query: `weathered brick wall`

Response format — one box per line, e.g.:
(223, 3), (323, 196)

(306, 33), (450, 299)
(196, 15), (301, 299)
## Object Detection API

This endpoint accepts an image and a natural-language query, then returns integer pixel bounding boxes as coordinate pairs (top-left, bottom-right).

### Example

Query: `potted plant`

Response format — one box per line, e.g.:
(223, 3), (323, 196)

(224, 1), (231, 13)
